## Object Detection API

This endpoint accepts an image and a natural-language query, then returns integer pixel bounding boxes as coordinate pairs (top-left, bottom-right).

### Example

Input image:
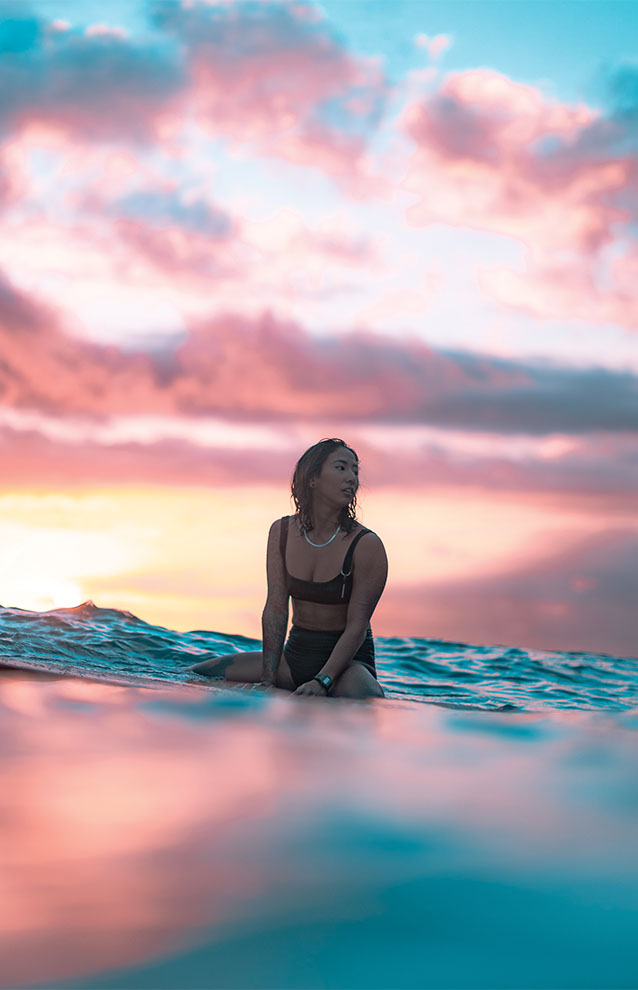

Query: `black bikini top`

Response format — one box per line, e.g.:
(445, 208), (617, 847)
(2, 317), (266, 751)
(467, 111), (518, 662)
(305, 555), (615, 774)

(279, 516), (373, 605)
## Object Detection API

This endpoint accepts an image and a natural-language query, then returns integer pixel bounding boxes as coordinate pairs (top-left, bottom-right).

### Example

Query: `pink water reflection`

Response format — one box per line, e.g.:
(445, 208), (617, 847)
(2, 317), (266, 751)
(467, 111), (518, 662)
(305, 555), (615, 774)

(1, 677), (292, 986)
(1, 673), (635, 988)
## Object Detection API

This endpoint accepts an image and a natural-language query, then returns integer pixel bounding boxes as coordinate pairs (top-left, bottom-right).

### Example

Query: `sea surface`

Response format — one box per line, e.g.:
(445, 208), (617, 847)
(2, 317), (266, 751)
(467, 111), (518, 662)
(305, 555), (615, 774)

(1, 601), (637, 990)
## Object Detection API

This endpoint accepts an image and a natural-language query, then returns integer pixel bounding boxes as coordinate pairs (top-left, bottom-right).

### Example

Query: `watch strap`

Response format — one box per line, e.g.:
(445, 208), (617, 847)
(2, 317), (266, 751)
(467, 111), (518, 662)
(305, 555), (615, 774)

(313, 674), (333, 693)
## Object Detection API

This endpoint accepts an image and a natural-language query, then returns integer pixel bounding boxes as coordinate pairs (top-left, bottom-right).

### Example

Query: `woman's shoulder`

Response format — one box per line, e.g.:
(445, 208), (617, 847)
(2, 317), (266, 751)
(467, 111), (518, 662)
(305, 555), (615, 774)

(346, 521), (382, 549)
(353, 519), (378, 536)
(268, 514), (299, 537)
(268, 516), (287, 538)
(352, 527), (387, 575)
(352, 523), (385, 555)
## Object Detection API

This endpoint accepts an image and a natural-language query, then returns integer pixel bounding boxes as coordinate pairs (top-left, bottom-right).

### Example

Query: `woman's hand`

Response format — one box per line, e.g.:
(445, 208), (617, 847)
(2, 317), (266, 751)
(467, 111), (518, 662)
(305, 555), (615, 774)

(293, 680), (329, 697)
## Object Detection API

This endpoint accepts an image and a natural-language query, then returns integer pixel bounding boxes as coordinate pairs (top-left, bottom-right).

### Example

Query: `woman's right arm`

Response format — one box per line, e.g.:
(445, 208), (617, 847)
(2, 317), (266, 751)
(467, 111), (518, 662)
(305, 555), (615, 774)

(261, 518), (289, 686)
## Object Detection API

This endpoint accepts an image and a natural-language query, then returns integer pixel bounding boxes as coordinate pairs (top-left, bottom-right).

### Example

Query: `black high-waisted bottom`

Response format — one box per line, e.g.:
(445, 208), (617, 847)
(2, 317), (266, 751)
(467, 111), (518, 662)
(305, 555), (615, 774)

(283, 625), (377, 689)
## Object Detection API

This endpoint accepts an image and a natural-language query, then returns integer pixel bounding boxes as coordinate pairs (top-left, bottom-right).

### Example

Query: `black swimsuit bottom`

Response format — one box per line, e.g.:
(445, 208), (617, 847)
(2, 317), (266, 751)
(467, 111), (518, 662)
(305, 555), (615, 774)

(283, 625), (377, 689)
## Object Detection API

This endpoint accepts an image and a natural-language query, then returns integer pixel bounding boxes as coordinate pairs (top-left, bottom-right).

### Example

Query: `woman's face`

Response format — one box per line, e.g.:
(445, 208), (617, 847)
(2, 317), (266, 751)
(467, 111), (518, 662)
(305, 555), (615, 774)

(313, 448), (359, 506)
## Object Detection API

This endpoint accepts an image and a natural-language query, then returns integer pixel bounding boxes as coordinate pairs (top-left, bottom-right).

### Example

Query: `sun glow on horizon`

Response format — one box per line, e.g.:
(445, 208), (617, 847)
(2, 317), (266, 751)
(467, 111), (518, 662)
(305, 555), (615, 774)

(5, 576), (85, 613)
(0, 484), (628, 638)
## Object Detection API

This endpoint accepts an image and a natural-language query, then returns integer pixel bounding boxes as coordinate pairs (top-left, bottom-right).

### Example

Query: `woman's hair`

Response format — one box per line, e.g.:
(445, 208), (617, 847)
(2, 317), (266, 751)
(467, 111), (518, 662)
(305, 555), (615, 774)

(291, 438), (359, 535)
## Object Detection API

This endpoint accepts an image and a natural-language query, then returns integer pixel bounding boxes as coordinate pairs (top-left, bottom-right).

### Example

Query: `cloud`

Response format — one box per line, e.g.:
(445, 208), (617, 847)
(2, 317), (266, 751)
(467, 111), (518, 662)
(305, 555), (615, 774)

(1, 415), (636, 507)
(479, 244), (638, 329)
(400, 68), (632, 248)
(0, 423), (292, 489)
(399, 66), (638, 328)
(1, 271), (637, 431)
(351, 430), (638, 501)
(149, 0), (389, 150)
(413, 33), (452, 61)
(0, 268), (50, 332)
(379, 528), (638, 657)
(103, 198), (375, 283)
(0, 9), (185, 144)
(0, 4), (390, 189)
(107, 190), (233, 238)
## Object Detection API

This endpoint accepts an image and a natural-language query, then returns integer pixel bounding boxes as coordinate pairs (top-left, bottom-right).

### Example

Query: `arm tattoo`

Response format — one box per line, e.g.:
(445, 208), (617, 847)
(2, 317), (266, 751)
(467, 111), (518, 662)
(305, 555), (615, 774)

(261, 610), (288, 683)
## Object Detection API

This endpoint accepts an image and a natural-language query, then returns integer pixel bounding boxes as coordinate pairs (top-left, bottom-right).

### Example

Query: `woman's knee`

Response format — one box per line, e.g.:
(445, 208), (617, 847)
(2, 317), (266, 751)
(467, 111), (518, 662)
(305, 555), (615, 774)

(190, 652), (238, 677)
(190, 650), (265, 679)
(333, 663), (384, 699)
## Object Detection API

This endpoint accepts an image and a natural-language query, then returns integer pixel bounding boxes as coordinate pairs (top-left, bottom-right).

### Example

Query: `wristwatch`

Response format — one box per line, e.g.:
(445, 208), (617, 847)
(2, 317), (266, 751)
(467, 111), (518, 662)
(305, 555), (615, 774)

(313, 673), (333, 694)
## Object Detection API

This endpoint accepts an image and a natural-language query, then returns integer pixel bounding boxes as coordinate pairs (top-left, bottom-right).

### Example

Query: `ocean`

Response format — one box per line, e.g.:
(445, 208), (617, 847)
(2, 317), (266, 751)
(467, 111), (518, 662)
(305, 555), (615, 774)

(1, 601), (637, 990)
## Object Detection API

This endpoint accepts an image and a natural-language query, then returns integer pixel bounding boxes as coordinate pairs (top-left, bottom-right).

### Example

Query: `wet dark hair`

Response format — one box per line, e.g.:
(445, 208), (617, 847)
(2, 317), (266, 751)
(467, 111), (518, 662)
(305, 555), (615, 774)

(291, 438), (359, 535)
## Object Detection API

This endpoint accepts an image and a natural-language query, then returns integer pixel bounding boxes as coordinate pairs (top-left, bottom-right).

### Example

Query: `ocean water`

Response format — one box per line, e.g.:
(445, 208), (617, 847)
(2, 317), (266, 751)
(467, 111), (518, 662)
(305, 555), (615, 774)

(1, 601), (637, 989)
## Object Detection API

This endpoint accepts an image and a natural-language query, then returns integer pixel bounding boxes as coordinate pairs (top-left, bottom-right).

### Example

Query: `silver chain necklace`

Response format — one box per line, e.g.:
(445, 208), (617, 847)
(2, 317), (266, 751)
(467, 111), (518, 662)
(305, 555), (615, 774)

(303, 524), (341, 548)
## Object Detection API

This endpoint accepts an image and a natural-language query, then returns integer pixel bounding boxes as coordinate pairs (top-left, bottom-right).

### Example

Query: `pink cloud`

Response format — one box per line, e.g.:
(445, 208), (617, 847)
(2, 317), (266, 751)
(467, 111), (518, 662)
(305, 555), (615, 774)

(351, 431), (638, 501)
(107, 212), (237, 282)
(0, 14), (185, 145)
(377, 528), (638, 657)
(150, 0), (391, 192)
(0, 425), (291, 490)
(0, 5), (390, 193)
(481, 242), (638, 329)
(414, 33), (452, 60)
(99, 195), (375, 283)
(0, 137), (32, 209)
(84, 24), (129, 41)
(1, 418), (636, 507)
(399, 68), (637, 327)
(0, 270), (51, 332)
(1, 270), (637, 432)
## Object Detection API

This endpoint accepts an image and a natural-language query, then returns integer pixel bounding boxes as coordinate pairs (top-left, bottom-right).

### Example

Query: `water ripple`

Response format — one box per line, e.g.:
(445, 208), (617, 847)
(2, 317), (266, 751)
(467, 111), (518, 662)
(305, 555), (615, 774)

(1, 600), (637, 711)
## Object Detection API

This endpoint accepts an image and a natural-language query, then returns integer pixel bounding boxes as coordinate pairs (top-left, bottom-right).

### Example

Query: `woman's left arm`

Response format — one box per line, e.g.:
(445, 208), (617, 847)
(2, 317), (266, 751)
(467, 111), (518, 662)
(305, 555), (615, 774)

(315, 533), (388, 684)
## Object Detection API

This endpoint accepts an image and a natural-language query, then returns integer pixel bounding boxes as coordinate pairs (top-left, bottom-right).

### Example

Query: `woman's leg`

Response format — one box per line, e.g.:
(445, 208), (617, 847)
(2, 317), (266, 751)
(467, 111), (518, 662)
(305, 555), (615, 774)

(332, 662), (385, 699)
(189, 651), (295, 691)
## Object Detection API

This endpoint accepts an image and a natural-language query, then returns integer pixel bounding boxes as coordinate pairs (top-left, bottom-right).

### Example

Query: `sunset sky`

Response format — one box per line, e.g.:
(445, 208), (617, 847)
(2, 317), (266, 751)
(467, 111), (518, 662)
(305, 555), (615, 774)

(1, 0), (636, 656)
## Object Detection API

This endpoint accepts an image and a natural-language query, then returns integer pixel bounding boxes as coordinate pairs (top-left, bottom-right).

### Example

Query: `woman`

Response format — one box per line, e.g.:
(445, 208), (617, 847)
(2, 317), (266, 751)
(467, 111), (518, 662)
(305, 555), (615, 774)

(190, 438), (388, 699)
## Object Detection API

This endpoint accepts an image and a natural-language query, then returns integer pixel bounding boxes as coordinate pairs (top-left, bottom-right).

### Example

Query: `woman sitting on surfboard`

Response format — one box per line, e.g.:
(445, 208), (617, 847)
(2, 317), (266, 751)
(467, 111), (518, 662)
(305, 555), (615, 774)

(191, 438), (388, 699)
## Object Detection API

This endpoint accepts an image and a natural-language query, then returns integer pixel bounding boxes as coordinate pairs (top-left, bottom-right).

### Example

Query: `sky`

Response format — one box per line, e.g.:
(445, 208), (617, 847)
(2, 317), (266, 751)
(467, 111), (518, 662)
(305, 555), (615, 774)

(0, 0), (636, 656)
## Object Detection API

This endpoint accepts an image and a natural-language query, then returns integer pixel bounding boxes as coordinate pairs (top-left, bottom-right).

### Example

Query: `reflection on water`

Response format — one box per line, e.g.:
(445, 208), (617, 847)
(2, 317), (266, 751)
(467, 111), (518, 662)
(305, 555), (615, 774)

(1, 672), (637, 989)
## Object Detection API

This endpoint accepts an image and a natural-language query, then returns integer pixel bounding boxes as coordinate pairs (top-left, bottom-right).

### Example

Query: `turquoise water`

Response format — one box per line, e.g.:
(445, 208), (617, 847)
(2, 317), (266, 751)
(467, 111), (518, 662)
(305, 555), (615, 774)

(1, 600), (636, 710)
(1, 602), (637, 989)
